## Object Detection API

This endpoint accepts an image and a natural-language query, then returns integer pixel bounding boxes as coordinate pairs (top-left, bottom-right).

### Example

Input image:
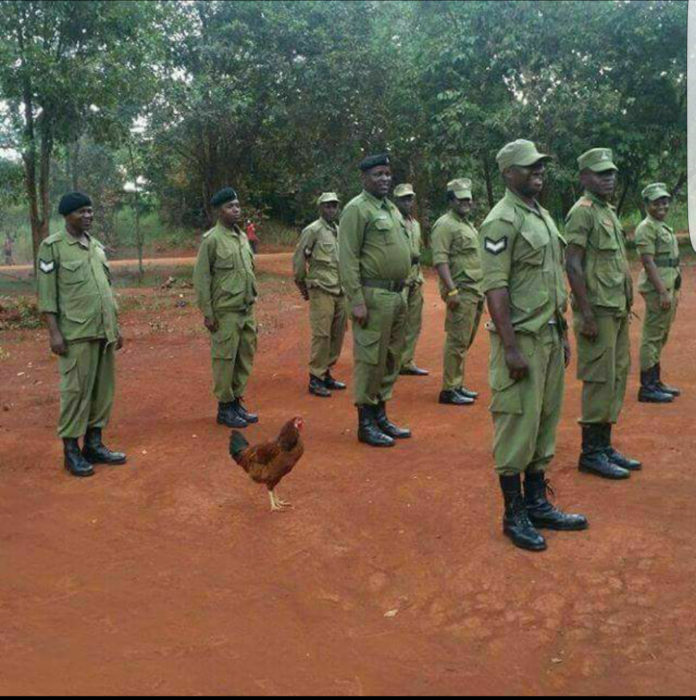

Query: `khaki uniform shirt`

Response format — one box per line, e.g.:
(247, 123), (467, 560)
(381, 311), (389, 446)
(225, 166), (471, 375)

(479, 189), (567, 335)
(403, 216), (425, 286)
(431, 209), (483, 299)
(37, 230), (119, 343)
(338, 190), (411, 308)
(564, 191), (631, 316)
(292, 217), (342, 295)
(193, 222), (257, 318)
(635, 215), (680, 293)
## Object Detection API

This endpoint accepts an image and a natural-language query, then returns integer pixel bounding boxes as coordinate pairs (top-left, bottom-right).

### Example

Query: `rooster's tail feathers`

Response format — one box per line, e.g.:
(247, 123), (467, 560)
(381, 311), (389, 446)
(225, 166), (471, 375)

(229, 430), (249, 463)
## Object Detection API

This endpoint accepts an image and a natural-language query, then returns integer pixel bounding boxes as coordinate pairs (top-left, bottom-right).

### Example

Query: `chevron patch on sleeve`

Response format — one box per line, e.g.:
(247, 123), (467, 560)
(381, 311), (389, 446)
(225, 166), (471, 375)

(39, 259), (55, 273)
(484, 236), (508, 255)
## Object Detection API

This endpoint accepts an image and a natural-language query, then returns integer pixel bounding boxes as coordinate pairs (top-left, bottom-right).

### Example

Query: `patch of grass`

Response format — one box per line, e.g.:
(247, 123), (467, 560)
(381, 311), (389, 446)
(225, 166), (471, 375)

(0, 295), (42, 330)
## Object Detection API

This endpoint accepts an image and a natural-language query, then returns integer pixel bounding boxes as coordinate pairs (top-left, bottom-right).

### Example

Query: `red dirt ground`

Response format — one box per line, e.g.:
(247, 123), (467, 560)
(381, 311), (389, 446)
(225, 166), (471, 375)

(1, 255), (695, 695)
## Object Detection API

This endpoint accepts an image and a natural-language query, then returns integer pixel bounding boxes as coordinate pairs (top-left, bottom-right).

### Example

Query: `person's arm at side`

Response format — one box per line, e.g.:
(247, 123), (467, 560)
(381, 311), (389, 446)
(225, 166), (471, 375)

(193, 236), (218, 332)
(338, 203), (368, 326)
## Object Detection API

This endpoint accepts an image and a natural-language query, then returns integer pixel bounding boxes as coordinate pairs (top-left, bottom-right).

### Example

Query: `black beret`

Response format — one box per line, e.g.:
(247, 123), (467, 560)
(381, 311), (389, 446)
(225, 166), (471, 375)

(359, 153), (391, 171)
(210, 187), (238, 207)
(58, 191), (92, 216)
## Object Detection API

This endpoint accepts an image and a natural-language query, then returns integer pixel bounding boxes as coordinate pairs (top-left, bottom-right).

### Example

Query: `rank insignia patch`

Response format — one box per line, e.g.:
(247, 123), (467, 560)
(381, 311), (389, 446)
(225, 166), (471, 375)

(39, 259), (55, 273)
(484, 237), (508, 255)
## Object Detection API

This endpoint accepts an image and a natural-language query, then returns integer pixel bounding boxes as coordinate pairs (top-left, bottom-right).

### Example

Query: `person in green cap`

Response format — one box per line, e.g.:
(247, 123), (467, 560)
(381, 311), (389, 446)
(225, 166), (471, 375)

(293, 191), (348, 398)
(393, 183), (429, 377)
(480, 139), (588, 552)
(430, 178), (484, 405)
(338, 153), (412, 447)
(565, 148), (641, 480)
(634, 182), (681, 402)
(193, 187), (259, 428)
(37, 191), (127, 478)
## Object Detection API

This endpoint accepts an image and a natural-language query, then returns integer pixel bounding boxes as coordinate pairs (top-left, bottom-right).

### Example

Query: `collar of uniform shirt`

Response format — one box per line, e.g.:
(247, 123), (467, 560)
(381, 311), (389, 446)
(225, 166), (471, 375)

(62, 228), (91, 248)
(361, 189), (390, 208)
(450, 209), (469, 223)
(583, 190), (611, 208)
(647, 214), (671, 229)
(219, 222), (242, 236)
(504, 188), (544, 216)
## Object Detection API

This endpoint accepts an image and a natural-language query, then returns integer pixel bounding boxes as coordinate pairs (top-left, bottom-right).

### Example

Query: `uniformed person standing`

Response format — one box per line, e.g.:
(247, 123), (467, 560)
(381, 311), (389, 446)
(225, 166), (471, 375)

(565, 148), (641, 479)
(635, 182), (681, 402)
(431, 178), (484, 405)
(480, 140), (587, 551)
(293, 192), (348, 398)
(393, 183), (429, 377)
(193, 187), (258, 428)
(37, 192), (126, 477)
(338, 153), (412, 447)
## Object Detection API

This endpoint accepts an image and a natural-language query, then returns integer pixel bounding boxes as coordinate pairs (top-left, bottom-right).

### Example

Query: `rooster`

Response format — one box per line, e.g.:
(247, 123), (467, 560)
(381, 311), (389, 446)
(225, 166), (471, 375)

(229, 417), (305, 511)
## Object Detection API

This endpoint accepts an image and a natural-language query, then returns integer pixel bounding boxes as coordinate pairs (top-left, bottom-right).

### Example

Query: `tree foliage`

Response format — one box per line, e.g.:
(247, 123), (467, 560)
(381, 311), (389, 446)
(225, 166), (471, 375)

(0, 0), (687, 245)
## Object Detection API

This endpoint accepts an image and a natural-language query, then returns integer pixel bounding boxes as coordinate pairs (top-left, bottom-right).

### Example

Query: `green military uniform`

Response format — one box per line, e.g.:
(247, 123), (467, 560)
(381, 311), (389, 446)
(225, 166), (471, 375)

(635, 186), (680, 372)
(193, 222), (257, 403)
(480, 189), (568, 475)
(398, 194), (425, 372)
(293, 198), (347, 381)
(565, 152), (632, 425)
(37, 230), (120, 438)
(338, 190), (411, 406)
(431, 182), (484, 392)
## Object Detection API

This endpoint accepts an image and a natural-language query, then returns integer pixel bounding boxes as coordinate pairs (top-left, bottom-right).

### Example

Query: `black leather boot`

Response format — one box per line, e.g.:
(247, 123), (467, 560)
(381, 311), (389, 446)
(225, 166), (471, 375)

(604, 424), (641, 470)
(324, 371), (346, 390)
(233, 398), (258, 423)
(439, 389), (474, 405)
(499, 474), (547, 551)
(82, 428), (127, 465)
(655, 363), (680, 397)
(399, 365), (429, 376)
(375, 400), (411, 439)
(64, 438), (95, 477)
(578, 424), (630, 479)
(524, 471), (588, 530)
(457, 386), (479, 399)
(309, 374), (331, 397)
(638, 366), (673, 403)
(357, 405), (394, 447)
(217, 402), (248, 428)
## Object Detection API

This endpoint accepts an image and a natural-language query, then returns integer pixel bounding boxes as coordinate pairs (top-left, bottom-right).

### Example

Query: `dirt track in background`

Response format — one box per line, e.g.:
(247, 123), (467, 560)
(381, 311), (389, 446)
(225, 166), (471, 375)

(1, 261), (694, 695)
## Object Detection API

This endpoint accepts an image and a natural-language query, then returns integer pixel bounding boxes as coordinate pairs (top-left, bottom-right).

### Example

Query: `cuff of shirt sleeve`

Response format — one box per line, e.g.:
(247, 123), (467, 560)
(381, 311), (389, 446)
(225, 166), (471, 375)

(431, 253), (449, 265)
(347, 291), (365, 309)
(563, 234), (588, 248)
(481, 278), (509, 294)
(635, 244), (655, 255)
(38, 304), (58, 314)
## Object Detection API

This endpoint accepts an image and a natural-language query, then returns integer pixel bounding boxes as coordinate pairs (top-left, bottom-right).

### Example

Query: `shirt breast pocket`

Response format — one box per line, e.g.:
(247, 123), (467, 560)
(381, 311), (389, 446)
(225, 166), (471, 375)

(517, 229), (548, 266)
(61, 259), (87, 284)
(371, 218), (395, 244)
(215, 251), (236, 271)
(598, 220), (619, 251)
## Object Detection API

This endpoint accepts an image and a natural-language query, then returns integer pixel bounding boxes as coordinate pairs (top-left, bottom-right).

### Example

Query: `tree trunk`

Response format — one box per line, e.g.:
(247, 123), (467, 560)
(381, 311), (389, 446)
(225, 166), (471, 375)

(127, 143), (144, 281)
(616, 176), (632, 217)
(481, 153), (494, 209)
(671, 171), (686, 198)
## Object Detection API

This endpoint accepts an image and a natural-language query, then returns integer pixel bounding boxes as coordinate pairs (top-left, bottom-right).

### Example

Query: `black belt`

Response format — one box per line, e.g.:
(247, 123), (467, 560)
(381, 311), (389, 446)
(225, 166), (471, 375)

(362, 279), (405, 293)
(654, 257), (679, 268)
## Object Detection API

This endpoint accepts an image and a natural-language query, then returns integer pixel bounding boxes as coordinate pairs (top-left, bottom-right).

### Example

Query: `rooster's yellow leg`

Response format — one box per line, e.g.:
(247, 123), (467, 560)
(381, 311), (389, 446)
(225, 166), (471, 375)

(269, 490), (286, 512)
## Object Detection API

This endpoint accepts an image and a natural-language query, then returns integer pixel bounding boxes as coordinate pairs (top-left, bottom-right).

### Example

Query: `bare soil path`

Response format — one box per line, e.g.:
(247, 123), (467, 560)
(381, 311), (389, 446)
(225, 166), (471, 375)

(1, 264), (694, 695)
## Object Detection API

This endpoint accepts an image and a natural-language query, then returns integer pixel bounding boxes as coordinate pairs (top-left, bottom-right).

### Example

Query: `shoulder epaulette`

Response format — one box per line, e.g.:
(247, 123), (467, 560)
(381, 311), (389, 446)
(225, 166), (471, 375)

(578, 197), (593, 208)
(43, 232), (63, 245)
(202, 228), (215, 239)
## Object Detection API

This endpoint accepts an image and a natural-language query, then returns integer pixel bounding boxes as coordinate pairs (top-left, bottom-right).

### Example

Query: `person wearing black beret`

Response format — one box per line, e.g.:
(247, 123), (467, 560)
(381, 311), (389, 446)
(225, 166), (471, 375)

(193, 187), (259, 428)
(338, 153), (413, 446)
(36, 192), (126, 477)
